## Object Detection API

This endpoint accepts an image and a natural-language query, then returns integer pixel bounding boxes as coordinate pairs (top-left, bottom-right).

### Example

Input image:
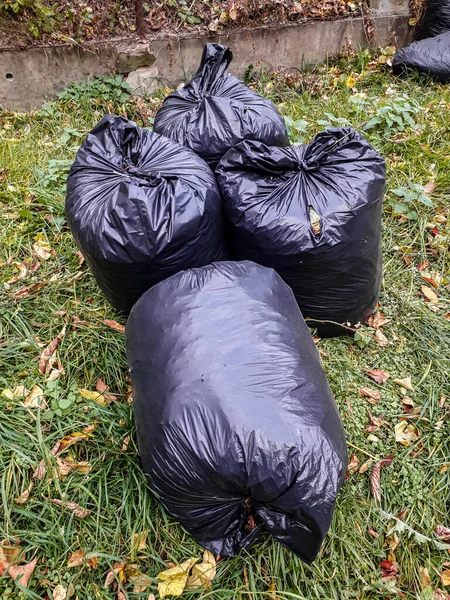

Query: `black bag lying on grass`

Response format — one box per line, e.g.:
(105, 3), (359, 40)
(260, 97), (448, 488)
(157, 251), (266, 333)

(216, 129), (386, 336)
(126, 261), (348, 562)
(416, 0), (450, 40)
(153, 43), (289, 168)
(66, 115), (227, 314)
(392, 32), (450, 84)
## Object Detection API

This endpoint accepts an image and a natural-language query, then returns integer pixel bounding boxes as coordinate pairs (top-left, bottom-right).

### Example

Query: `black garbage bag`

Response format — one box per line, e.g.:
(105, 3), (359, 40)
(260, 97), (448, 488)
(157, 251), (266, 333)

(66, 115), (227, 314)
(216, 129), (386, 336)
(416, 0), (450, 40)
(392, 32), (450, 84)
(126, 261), (348, 562)
(153, 43), (289, 168)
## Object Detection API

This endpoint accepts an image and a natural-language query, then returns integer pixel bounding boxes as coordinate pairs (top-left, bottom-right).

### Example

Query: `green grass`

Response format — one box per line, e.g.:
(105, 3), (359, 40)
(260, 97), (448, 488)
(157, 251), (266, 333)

(0, 52), (449, 600)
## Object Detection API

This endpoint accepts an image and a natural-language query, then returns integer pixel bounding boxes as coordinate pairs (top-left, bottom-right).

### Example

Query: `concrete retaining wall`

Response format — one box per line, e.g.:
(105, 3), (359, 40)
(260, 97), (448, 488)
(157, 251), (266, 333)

(0, 2), (411, 112)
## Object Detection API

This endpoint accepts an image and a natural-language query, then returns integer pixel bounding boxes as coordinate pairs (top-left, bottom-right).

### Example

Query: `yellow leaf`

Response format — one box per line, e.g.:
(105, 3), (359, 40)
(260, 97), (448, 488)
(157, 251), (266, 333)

(419, 566), (431, 590)
(132, 531), (148, 552)
(395, 421), (419, 445)
(393, 377), (414, 391)
(7, 262), (27, 284)
(441, 570), (450, 587)
(14, 482), (34, 505)
(33, 233), (52, 260)
(78, 388), (108, 406)
(67, 549), (85, 568)
(409, 16), (418, 25)
(346, 73), (357, 88)
(186, 550), (216, 590)
(23, 385), (46, 408)
(422, 285), (439, 304)
(1, 388), (14, 400)
(157, 558), (199, 599)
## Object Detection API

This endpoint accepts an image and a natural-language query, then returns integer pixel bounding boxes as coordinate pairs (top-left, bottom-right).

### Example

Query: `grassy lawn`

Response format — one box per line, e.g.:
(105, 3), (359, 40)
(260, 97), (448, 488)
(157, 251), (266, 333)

(0, 50), (449, 600)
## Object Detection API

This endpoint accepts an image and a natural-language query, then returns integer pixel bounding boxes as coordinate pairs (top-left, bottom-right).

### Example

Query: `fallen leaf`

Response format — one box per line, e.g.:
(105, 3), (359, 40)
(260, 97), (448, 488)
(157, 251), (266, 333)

(366, 311), (390, 329)
(39, 325), (66, 374)
(56, 457), (92, 478)
(104, 562), (126, 588)
(395, 421), (419, 445)
(394, 377), (414, 391)
(346, 72), (357, 87)
(117, 591), (127, 600)
(424, 181), (436, 196)
(436, 526), (450, 541)
(33, 431), (90, 480)
(47, 498), (91, 519)
(387, 532), (400, 553)
(0, 539), (23, 568)
(132, 531), (148, 553)
(129, 572), (152, 592)
(53, 584), (67, 600)
(23, 385), (46, 409)
(441, 570), (450, 587)
(368, 526), (380, 539)
(33, 233), (52, 260)
(157, 558), (200, 599)
(78, 388), (109, 406)
(8, 557), (38, 588)
(402, 396), (414, 407)
(76, 251), (85, 268)
(68, 549), (85, 568)
(348, 453), (359, 474)
(370, 455), (393, 503)
(365, 369), (390, 384)
(14, 482), (34, 505)
(228, 0), (237, 20)
(7, 262), (27, 284)
(359, 460), (372, 474)
(103, 320), (125, 334)
(422, 285), (439, 304)
(87, 555), (99, 569)
(375, 330), (389, 347)
(121, 435), (131, 452)
(433, 590), (450, 600)
(95, 378), (116, 403)
(380, 558), (399, 580)
(419, 566), (431, 589)
(13, 282), (45, 299)
(186, 550), (216, 590)
(147, 595), (156, 600)
(359, 387), (382, 403)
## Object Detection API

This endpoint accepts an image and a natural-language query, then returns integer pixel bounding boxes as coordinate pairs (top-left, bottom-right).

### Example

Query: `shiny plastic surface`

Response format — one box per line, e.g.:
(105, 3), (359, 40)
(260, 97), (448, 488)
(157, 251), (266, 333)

(66, 115), (227, 314)
(393, 32), (450, 83)
(416, 0), (450, 40)
(126, 261), (348, 561)
(153, 44), (289, 167)
(216, 129), (386, 336)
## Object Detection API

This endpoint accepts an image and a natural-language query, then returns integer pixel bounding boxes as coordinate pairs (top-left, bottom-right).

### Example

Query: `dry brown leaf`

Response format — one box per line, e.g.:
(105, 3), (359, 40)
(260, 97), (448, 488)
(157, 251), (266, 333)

(23, 385), (46, 409)
(117, 591), (127, 600)
(359, 460), (372, 474)
(395, 421), (419, 445)
(13, 281), (45, 299)
(368, 526), (380, 539)
(422, 285), (439, 304)
(53, 584), (67, 600)
(122, 435), (131, 452)
(433, 590), (450, 600)
(359, 387), (382, 403)
(67, 549), (85, 568)
(348, 453), (359, 474)
(95, 378), (116, 403)
(366, 311), (390, 329)
(394, 377), (414, 392)
(76, 251), (85, 268)
(56, 456), (92, 478)
(147, 595), (156, 600)
(87, 556), (99, 570)
(365, 369), (390, 384)
(33, 432), (90, 481)
(105, 562), (126, 588)
(371, 461), (382, 503)
(436, 526), (450, 541)
(14, 482), (34, 505)
(103, 320), (125, 334)
(186, 550), (216, 590)
(441, 570), (450, 587)
(8, 557), (38, 588)
(47, 498), (91, 519)
(375, 330), (389, 347)
(7, 262), (27, 284)
(0, 539), (23, 568)
(228, 0), (237, 20)
(419, 566), (431, 590)
(38, 325), (66, 374)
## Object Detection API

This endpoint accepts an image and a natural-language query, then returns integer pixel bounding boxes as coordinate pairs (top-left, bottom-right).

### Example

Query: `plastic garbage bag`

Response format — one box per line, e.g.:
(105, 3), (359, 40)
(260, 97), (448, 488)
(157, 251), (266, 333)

(66, 115), (227, 314)
(153, 43), (289, 168)
(416, 0), (450, 40)
(393, 32), (450, 84)
(216, 129), (386, 336)
(126, 261), (348, 562)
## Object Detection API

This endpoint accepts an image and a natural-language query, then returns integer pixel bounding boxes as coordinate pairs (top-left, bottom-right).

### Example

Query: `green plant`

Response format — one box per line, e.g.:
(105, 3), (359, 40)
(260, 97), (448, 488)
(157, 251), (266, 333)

(349, 93), (421, 135)
(284, 115), (310, 143)
(58, 76), (132, 105)
(388, 182), (433, 220)
(164, 0), (202, 23)
(0, 0), (58, 38)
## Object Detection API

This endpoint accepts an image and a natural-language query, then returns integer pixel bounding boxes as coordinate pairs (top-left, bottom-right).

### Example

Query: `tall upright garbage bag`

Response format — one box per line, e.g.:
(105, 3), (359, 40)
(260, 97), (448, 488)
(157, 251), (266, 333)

(216, 129), (386, 336)
(66, 115), (227, 314)
(153, 44), (289, 168)
(126, 261), (348, 562)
